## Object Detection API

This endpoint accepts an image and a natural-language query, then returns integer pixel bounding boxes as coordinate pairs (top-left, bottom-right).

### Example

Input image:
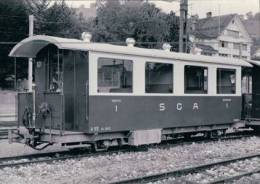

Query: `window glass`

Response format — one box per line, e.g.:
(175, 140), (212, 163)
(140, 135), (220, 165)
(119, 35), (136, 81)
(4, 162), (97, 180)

(242, 44), (247, 51)
(48, 50), (63, 92)
(219, 41), (228, 48)
(227, 30), (239, 38)
(233, 43), (240, 50)
(219, 53), (228, 57)
(185, 66), (208, 94)
(217, 68), (236, 94)
(145, 62), (173, 93)
(98, 58), (133, 93)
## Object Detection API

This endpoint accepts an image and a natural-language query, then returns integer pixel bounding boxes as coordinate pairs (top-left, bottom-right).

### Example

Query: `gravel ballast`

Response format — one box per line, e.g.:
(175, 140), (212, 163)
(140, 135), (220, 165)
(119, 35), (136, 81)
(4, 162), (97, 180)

(1, 136), (260, 184)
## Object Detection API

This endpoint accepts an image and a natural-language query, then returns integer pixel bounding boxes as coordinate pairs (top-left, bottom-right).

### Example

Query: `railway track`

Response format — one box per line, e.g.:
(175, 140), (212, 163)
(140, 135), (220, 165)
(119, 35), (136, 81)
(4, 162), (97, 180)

(111, 153), (260, 184)
(152, 129), (256, 151)
(0, 129), (257, 170)
(0, 127), (15, 140)
(0, 146), (148, 169)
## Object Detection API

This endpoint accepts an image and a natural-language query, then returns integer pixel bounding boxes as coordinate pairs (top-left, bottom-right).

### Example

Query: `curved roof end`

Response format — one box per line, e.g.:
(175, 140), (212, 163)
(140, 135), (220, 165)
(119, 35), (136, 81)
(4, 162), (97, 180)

(9, 35), (82, 58)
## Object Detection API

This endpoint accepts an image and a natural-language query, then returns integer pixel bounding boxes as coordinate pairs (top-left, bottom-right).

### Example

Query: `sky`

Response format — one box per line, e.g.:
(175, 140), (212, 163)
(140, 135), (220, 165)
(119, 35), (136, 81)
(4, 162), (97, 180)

(66, 0), (260, 18)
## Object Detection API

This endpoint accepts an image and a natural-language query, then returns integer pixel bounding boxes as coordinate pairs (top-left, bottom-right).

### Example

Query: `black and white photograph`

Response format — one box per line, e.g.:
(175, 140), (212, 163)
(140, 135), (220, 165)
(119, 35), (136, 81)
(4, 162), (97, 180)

(1, 0), (260, 183)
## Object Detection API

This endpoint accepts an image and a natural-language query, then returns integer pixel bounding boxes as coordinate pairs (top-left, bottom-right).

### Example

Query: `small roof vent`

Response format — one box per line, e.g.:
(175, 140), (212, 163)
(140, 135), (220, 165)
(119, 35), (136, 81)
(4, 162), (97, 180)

(126, 38), (135, 47)
(81, 32), (92, 43)
(162, 43), (171, 51)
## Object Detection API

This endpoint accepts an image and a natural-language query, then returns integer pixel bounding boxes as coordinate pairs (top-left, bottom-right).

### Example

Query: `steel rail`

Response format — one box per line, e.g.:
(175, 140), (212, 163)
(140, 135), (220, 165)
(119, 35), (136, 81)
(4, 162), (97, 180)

(207, 168), (260, 184)
(0, 146), (148, 169)
(0, 130), (257, 170)
(110, 153), (260, 184)
(0, 150), (70, 163)
(152, 130), (256, 151)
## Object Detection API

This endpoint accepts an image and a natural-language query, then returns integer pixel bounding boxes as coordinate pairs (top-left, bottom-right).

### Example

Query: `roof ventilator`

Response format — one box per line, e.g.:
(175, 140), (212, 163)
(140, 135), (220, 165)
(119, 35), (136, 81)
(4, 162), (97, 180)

(162, 43), (171, 51)
(81, 32), (92, 43)
(126, 38), (135, 47)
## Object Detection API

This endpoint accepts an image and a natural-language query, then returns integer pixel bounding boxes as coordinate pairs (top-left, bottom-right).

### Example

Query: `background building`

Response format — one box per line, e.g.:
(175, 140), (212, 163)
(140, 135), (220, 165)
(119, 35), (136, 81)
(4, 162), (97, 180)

(190, 12), (252, 59)
(75, 3), (97, 20)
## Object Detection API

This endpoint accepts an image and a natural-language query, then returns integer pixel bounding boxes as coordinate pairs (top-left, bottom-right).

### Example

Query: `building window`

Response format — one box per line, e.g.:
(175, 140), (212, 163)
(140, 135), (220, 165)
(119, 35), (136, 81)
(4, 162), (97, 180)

(233, 55), (240, 59)
(202, 52), (213, 56)
(217, 68), (236, 94)
(233, 43), (240, 50)
(145, 62), (173, 93)
(220, 41), (228, 48)
(98, 58), (133, 93)
(242, 44), (247, 51)
(227, 30), (239, 38)
(185, 66), (208, 94)
(219, 53), (228, 57)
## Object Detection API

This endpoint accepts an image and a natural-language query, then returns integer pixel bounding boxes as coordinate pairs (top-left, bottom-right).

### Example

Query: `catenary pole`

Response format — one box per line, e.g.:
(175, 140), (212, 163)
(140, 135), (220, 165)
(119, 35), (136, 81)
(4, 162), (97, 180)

(179, 0), (188, 53)
(28, 15), (34, 92)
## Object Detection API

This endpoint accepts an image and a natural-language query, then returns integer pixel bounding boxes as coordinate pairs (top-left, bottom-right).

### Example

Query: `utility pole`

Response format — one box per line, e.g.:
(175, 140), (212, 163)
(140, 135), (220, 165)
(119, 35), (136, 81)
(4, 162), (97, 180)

(28, 15), (34, 92)
(179, 0), (188, 53)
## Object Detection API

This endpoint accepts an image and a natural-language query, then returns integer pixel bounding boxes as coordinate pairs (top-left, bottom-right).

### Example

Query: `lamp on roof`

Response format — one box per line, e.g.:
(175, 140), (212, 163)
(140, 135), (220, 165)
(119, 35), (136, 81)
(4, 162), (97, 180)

(126, 38), (135, 47)
(81, 32), (92, 43)
(162, 43), (171, 51)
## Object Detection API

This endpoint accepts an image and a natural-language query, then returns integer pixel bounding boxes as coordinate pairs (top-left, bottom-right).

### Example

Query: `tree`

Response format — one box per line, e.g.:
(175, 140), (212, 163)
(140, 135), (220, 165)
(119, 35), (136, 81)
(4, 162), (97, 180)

(0, 0), (28, 89)
(27, 0), (85, 38)
(0, 0), (85, 89)
(87, 1), (179, 49)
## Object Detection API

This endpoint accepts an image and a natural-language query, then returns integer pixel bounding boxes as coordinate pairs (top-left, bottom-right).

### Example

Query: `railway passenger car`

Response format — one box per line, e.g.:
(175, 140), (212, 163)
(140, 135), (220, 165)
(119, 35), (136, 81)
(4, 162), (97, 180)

(241, 59), (260, 130)
(8, 33), (252, 150)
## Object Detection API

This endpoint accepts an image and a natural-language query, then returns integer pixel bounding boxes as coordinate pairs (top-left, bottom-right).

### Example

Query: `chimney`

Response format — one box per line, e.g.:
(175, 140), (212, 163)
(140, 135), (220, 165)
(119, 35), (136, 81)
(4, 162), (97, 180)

(81, 32), (92, 43)
(206, 12), (212, 18)
(162, 43), (171, 51)
(126, 38), (135, 47)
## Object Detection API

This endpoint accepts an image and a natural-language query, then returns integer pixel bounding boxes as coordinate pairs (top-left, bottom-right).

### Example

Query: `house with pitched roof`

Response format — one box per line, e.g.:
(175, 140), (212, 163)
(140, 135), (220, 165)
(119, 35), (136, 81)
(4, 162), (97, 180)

(190, 12), (252, 59)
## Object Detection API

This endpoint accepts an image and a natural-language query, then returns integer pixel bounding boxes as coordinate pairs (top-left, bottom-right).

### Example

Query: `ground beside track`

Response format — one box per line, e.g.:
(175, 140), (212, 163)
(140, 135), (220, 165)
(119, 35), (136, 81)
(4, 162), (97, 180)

(1, 136), (260, 184)
(0, 140), (66, 157)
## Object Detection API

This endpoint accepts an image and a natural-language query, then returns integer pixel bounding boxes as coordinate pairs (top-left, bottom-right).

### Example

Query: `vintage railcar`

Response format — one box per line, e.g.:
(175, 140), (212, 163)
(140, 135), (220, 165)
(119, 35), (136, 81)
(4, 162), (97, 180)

(241, 59), (260, 129)
(8, 34), (252, 150)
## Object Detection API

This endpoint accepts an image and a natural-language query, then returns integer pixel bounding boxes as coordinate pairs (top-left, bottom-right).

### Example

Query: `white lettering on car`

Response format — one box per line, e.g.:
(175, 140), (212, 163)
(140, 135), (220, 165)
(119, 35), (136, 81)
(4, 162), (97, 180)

(177, 103), (183, 111)
(115, 105), (118, 112)
(159, 103), (166, 111)
(193, 103), (199, 110)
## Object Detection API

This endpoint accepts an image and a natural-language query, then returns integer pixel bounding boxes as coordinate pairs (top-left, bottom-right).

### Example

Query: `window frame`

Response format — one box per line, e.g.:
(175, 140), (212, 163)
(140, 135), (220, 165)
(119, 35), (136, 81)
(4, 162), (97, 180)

(220, 41), (228, 48)
(97, 57), (134, 94)
(184, 65), (209, 94)
(242, 44), (247, 51)
(227, 30), (239, 38)
(216, 68), (237, 95)
(145, 61), (174, 94)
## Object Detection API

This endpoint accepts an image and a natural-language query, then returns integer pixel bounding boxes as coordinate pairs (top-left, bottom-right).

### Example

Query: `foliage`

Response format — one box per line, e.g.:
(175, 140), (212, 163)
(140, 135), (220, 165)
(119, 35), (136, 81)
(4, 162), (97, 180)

(0, 0), (179, 89)
(0, 0), (86, 89)
(0, 0), (28, 89)
(87, 1), (179, 49)
(26, 0), (85, 38)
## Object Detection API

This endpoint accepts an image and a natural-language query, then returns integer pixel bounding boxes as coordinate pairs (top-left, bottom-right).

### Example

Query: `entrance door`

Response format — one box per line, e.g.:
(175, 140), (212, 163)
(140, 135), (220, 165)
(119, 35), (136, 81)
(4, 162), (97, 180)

(63, 51), (88, 131)
(35, 45), (64, 130)
(252, 66), (260, 118)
